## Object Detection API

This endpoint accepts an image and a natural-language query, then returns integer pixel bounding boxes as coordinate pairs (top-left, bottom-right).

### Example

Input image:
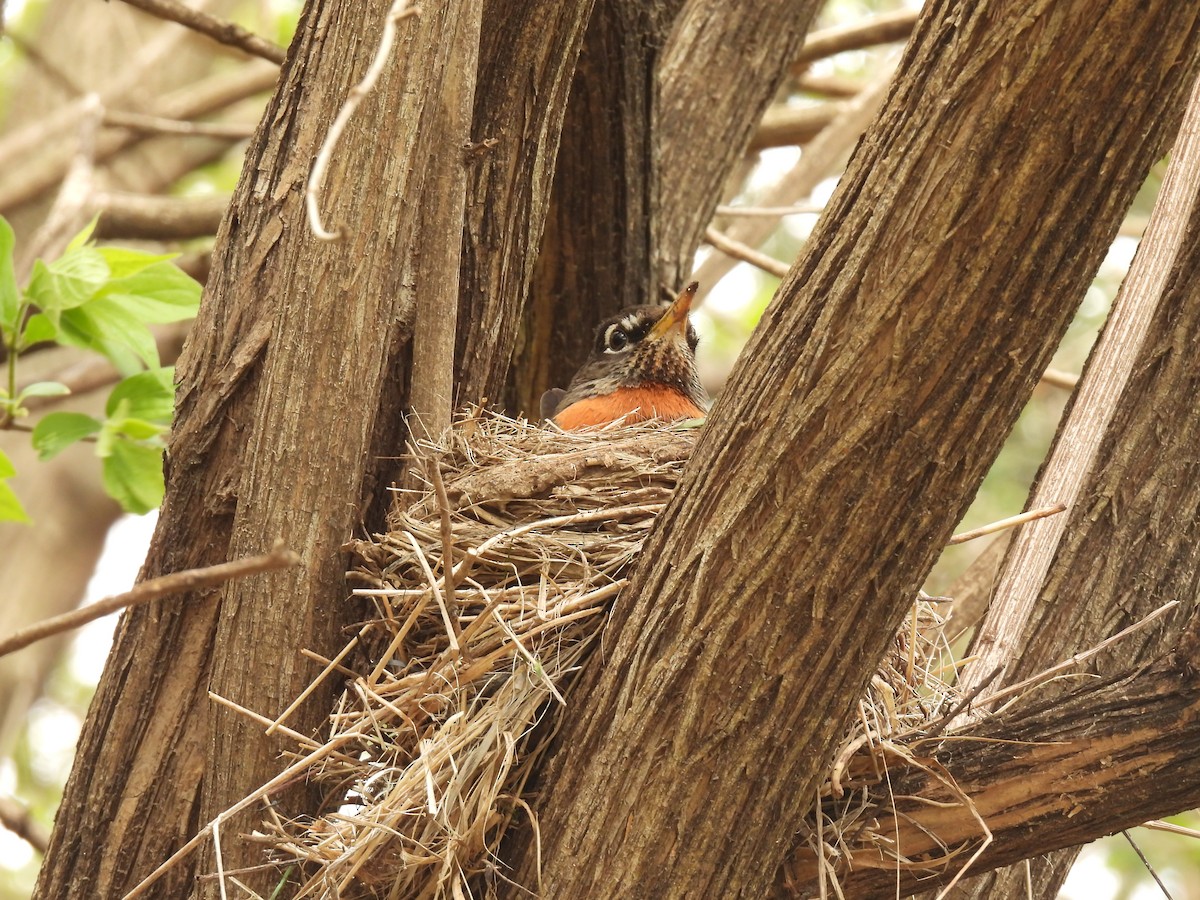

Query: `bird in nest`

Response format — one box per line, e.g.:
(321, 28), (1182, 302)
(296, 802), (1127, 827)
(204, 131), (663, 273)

(540, 281), (710, 429)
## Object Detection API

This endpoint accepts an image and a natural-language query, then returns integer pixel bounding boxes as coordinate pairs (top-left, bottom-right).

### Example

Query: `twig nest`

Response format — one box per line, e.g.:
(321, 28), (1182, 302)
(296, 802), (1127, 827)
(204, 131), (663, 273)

(264, 411), (956, 899)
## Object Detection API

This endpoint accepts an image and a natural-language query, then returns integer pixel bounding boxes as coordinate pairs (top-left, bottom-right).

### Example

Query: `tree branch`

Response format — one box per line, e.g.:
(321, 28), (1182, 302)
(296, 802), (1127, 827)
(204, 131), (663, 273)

(0, 795), (49, 854)
(780, 660), (1200, 897)
(792, 8), (918, 68)
(115, 0), (286, 64)
(962, 62), (1200, 701)
(500, 2), (1200, 896)
(94, 192), (230, 240)
(0, 546), (299, 658)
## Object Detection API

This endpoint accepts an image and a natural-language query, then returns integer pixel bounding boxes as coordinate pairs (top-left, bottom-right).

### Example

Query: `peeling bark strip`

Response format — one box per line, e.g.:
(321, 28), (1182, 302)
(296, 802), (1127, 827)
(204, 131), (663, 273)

(502, 2), (1200, 898)
(782, 662), (1200, 897)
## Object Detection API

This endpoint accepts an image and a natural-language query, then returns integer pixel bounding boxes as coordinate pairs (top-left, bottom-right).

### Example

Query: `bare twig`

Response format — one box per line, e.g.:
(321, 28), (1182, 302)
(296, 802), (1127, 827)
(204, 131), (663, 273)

(1143, 820), (1200, 840)
(116, 0), (286, 64)
(104, 109), (256, 139)
(972, 600), (1180, 715)
(0, 545), (299, 658)
(0, 61), (278, 213)
(794, 72), (868, 99)
(0, 795), (50, 853)
(793, 8), (919, 68)
(704, 226), (791, 277)
(693, 69), (893, 298)
(1040, 367), (1080, 391)
(715, 203), (825, 218)
(1121, 831), (1175, 900)
(19, 94), (104, 273)
(306, 0), (420, 240)
(948, 503), (1068, 545)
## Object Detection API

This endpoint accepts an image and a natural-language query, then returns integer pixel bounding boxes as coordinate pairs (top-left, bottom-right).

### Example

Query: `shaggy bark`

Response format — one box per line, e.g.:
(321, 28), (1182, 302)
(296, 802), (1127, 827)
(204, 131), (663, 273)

(33, 0), (581, 896)
(453, 0), (596, 405)
(653, 0), (820, 289)
(500, 1), (1200, 897)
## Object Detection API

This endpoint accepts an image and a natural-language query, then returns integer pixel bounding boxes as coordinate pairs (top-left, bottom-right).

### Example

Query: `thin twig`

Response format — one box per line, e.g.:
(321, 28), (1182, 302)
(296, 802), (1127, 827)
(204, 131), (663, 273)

(972, 600), (1180, 714)
(715, 203), (825, 217)
(116, 0), (286, 64)
(104, 109), (256, 139)
(0, 544), (299, 658)
(1143, 820), (1200, 840)
(306, 0), (420, 240)
(1122, 830), (1175, 900)
(704, 226), (791, 277)
(1040, 367), (1080, 391)
(948, 503), (1068, 545)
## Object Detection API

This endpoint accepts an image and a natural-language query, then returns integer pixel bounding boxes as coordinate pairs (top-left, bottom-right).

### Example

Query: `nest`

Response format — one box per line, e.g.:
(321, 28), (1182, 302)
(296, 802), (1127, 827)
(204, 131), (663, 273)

(261, 411), (962, 899)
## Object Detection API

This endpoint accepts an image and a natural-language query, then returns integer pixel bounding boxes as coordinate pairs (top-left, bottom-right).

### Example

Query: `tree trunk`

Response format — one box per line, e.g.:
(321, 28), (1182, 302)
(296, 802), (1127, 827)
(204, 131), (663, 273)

(947, 63), (1200, 900)
(499, 1), (1200, 897)
(33, 0), (586, 896)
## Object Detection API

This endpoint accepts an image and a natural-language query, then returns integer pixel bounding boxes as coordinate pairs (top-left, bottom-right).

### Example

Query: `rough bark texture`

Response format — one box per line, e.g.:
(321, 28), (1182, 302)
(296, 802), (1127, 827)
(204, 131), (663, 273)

(453, 0), (597, 404)
(33, 0), (583, 894)
(505, 0), (680, 415)
(951, 68), (1200, 900)
(500, 2), (1200, 897)
(781, 660), (1200, 897)
(653, 0), (820, 289)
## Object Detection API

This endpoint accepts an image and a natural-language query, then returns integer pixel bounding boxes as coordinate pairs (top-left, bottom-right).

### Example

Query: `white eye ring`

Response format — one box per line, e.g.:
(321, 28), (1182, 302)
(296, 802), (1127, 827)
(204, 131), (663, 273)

(603, 324), (629, 353)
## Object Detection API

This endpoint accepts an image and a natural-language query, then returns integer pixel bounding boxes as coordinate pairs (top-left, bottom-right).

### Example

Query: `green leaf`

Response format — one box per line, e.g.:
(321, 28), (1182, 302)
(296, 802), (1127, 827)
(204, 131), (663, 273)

(18, 312), (58, 349)
(108, 417), (166, 441)
(65, 215), (99, 253)
(59, 297), (160, 370)
(106, 368), (175, 421)
(26, 248), (110, 312)
(32, 412), (103, 460)
(18, 381), (70, 403)
(0, 216), (17, 336)
(0, 449), (27, 522)
(96, 261), (202, 324)
(102, 439), (164, 514)
(0, 481), (28, 523)
(97, 247), (177, 279)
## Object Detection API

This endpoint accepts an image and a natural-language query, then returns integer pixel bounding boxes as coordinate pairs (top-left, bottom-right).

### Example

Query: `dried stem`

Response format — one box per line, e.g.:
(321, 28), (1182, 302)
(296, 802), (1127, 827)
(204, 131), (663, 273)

(948, 503), (1067, 545)
(306, 0), (420, 240)
(0, 544), (299, 658)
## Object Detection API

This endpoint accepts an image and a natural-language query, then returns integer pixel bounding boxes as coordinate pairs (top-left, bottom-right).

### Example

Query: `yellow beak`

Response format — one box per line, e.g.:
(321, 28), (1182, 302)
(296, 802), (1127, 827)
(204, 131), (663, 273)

(647, 281), (699, 341)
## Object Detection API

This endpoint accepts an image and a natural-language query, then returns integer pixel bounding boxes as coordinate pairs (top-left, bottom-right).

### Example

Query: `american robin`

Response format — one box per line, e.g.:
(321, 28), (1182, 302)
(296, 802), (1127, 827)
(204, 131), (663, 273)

(541, 282), (709, 429)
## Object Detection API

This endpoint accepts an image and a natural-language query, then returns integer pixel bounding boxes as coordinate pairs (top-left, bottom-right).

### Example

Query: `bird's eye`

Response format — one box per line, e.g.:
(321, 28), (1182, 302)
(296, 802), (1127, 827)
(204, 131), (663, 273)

(603, 324), (629, 353)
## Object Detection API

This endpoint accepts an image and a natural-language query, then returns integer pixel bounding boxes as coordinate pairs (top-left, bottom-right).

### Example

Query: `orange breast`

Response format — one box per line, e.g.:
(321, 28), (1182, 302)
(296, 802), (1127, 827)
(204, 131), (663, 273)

(554, 385), (704, 430)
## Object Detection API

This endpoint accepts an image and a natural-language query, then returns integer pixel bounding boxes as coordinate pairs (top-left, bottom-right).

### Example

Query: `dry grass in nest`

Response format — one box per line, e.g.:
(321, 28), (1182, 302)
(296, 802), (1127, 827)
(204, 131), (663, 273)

(259, 411), (963, 899)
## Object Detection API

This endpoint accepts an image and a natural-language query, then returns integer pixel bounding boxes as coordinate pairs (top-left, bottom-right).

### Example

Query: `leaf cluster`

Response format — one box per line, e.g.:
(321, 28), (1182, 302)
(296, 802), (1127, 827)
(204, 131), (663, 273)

(0, 217), (201, 519)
